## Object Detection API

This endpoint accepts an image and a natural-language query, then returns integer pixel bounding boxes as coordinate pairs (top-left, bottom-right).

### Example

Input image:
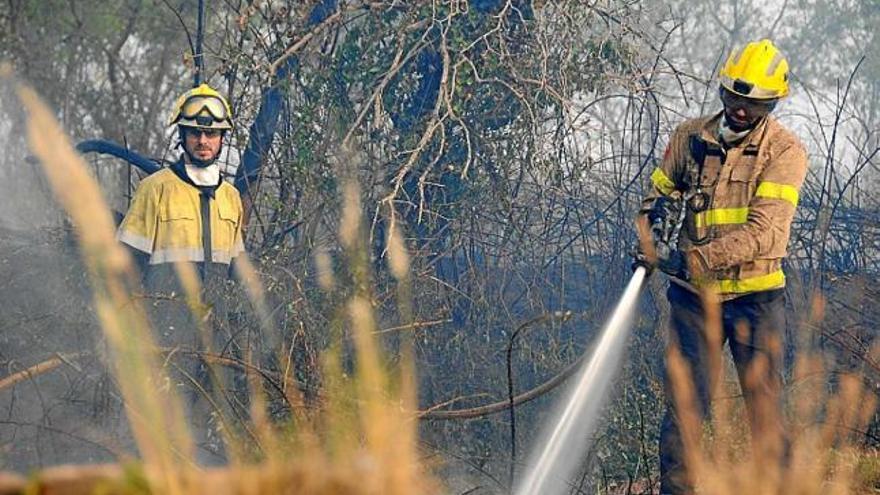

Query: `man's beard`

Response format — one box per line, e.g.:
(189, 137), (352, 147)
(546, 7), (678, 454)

(187, 148), (218, 167)
(723, 111), (759, 133)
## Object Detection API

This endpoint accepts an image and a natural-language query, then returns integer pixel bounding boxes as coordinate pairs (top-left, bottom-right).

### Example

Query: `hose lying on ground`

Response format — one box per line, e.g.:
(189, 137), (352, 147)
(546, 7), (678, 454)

(1, 349), (584, 421)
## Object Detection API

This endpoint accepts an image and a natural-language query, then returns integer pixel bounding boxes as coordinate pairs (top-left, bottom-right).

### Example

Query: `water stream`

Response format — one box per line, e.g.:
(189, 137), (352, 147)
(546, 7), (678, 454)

(515, 266), (647, 495)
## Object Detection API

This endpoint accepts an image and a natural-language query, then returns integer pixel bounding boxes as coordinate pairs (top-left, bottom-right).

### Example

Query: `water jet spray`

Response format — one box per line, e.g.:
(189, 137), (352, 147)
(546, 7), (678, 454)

(515, 266), (647, 495)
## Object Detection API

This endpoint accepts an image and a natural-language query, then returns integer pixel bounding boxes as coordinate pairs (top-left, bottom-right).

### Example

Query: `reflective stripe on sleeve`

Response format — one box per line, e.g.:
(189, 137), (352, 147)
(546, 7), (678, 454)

(149, 247), (204, 265)
(756, 181), (799, 206)
(211, 249), (237, 264)
(651, 168), (675, 196)
(694, 207), (749, 228)
(117, 230), (153, 254)
(232, 238), (245, 257)
(149, 247), (238, 265)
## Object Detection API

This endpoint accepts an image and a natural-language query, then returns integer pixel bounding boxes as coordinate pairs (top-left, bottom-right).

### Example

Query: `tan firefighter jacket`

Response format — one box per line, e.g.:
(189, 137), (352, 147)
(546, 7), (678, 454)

(117, 160), (245, 265)
(638, 112), (807, 300)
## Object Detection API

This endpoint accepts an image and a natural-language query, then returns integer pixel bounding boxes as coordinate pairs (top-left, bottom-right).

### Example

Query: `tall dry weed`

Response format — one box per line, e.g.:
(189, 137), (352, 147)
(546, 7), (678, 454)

(17, 81), (195, 494)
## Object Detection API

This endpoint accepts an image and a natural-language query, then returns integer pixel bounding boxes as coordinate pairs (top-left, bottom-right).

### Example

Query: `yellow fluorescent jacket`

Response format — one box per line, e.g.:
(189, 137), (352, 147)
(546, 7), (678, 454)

(117, 168), (245, 265)
(641, 112), (808, 299)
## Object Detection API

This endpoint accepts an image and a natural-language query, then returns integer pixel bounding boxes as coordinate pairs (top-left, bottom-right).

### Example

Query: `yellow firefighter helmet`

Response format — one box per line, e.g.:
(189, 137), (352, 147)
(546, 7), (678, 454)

(719, 39), (789, 100)
(168, 83), (234, 130)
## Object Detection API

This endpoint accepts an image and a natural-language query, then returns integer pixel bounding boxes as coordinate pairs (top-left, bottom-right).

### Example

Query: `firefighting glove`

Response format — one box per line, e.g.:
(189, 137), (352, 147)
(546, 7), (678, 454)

(658, 249), (689, 281)
(630, 246), (654, 275)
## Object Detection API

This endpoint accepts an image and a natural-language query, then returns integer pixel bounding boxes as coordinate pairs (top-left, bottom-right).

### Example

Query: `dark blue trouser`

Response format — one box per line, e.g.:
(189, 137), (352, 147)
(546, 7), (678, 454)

(659, 283), (788, 494)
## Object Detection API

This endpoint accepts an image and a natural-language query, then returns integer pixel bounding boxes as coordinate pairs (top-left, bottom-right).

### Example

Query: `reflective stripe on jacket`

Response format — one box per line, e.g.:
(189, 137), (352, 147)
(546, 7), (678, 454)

(117, 164), (245, 265)
(640, 112), (808, 299)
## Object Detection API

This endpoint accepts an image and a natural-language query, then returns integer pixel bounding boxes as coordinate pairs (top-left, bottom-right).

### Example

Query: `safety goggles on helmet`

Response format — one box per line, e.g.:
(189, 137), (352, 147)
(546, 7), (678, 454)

(180, 95), (229, 122)
(169, 83), (234, 130)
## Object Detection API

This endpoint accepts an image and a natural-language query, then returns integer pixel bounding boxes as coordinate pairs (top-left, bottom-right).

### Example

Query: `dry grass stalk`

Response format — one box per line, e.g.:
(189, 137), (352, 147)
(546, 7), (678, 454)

(17, 82), (194, 493)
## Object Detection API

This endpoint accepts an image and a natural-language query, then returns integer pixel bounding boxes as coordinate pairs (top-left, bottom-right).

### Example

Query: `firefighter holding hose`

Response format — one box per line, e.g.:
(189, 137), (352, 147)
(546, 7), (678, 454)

(634, 40), (807, 494)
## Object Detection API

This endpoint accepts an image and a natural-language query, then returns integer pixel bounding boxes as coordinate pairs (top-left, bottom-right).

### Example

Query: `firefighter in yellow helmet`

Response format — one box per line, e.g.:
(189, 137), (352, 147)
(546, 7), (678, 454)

(116, 84), (247, 461)
(117, 83), (244, 280)
(633, 40), (806, 494)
